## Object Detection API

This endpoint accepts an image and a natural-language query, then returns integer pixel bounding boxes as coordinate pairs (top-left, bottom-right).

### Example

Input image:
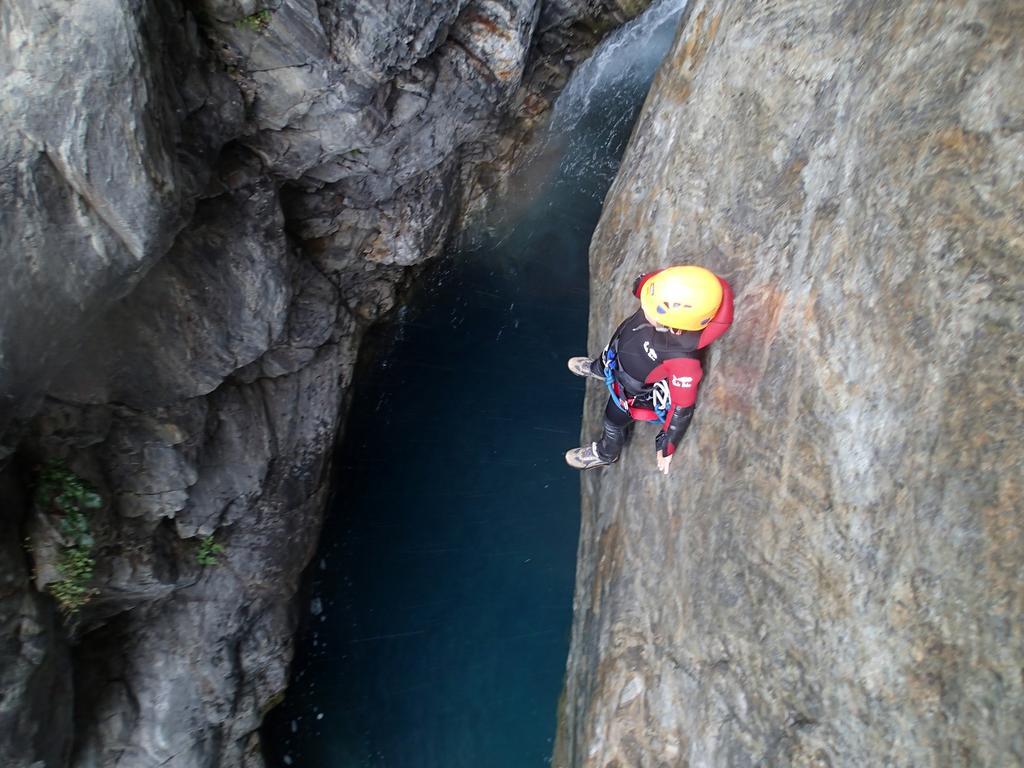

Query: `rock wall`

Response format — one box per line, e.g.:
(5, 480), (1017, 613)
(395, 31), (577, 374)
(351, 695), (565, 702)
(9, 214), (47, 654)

(0, 2), (649, 766)
(557, 1), (1023, 766)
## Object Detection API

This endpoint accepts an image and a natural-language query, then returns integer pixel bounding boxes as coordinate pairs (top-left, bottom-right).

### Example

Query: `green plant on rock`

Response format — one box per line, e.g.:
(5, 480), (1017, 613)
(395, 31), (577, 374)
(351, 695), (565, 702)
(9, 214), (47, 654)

(35, 461), (101, 613)
(197, 535), (225, 567)
(236, 9), (272, 33)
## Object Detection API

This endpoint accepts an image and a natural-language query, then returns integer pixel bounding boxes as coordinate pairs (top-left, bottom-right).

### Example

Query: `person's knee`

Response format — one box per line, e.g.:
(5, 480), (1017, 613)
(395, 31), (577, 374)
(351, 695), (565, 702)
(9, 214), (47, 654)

(604, 400), (632, 425)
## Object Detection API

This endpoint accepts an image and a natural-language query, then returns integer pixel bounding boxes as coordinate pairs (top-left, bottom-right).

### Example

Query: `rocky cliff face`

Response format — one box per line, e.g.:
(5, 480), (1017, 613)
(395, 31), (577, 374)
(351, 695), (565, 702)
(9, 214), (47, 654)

(556, 1), (1023, 766)
(0, 2), (648, 766)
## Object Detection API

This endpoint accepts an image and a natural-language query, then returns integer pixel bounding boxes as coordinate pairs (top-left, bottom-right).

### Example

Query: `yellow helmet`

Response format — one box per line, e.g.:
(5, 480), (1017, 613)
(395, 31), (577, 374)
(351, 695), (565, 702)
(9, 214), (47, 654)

(640, 266), (723, 331)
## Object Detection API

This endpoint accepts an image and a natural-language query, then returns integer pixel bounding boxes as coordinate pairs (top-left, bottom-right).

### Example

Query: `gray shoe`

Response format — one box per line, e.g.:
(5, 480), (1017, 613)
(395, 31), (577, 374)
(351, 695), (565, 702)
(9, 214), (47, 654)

(565, 442), (615, 470)
(567, 356), (603, 380)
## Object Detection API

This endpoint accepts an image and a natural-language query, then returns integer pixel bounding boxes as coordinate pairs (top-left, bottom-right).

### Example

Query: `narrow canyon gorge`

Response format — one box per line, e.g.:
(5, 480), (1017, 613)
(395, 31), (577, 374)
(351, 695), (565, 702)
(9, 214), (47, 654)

(1, 1), (1021, 767)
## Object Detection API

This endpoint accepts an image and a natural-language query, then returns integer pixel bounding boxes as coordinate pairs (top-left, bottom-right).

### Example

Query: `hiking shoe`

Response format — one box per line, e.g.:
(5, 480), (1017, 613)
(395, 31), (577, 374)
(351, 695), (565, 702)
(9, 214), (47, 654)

(567, 356), (603, 380)
(565, 443), (616, 470)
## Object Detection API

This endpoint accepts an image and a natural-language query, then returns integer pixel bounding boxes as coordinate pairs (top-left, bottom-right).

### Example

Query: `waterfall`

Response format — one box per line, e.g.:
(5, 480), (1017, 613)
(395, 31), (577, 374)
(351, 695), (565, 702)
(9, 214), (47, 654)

(550, 0), (688, 134)
(527, 0), (688, 190)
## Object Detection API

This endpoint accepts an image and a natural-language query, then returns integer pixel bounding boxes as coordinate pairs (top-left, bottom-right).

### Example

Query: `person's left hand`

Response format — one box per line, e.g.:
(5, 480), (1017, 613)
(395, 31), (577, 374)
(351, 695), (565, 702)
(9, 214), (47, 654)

(657, 451), (672, 475)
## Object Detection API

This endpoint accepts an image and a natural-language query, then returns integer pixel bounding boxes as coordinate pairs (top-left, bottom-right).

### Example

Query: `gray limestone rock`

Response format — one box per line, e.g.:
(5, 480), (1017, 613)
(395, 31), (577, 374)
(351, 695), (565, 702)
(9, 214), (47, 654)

(0, 0), (244, 437)
(48, 174), (292, 408)
(0, 0), (652, 765)
(233, 0), (543, 186)
(556, 1), (1024, 766)
(0, 468), (73, 768)
(319, 0), (470, 83)
(67, 347), (345, 768)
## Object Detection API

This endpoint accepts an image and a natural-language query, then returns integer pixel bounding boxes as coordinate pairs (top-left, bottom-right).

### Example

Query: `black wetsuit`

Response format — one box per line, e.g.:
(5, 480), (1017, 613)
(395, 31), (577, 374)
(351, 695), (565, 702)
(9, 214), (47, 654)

(591, 272), (734, 462)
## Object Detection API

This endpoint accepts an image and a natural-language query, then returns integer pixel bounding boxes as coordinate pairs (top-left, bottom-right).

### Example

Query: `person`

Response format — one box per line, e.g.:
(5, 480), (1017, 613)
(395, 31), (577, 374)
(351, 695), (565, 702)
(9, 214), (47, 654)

(565, 265), (733, 474)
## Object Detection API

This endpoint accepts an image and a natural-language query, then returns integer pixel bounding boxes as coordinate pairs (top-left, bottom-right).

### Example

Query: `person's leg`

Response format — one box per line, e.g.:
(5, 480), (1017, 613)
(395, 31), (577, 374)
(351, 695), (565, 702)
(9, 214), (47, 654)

(595, 397), (632, 461)
(565, 397), (634, 469)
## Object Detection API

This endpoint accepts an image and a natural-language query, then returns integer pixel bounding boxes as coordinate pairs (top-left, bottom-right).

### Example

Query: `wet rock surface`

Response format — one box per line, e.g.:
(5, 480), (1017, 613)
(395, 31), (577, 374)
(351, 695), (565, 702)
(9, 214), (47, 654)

(0, 467), (73, 768)
(1, 1), (649, 766)
(557, 1), (1023, 766)
(0, 0), (244, 443)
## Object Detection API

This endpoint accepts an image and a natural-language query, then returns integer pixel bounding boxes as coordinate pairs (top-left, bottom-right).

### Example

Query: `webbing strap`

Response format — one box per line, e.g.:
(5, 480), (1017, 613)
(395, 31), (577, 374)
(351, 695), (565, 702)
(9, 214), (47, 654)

(603, 349), (667, 424)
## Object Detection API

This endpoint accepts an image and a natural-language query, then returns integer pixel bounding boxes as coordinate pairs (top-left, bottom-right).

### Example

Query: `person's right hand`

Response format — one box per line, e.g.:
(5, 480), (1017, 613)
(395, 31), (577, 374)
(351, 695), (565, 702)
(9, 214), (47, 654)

(657, 451), (673, 475)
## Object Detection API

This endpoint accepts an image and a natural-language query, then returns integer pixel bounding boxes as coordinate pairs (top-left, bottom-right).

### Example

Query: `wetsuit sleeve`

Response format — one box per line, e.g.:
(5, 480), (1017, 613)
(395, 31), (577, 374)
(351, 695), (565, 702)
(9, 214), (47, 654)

(649, 357), (703, 457)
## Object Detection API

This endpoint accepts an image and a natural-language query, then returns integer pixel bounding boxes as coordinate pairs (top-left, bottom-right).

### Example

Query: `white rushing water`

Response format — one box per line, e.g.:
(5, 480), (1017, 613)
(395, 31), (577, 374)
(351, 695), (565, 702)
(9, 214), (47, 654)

(521, 0), (689, 193)
(549, 0), (688, 133)
(462, 0), (687, 240)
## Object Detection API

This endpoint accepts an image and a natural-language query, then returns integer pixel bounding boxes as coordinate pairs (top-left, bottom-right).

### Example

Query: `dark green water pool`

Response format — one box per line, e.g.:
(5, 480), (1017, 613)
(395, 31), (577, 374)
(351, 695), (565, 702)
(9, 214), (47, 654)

(263, 3), (684, 765)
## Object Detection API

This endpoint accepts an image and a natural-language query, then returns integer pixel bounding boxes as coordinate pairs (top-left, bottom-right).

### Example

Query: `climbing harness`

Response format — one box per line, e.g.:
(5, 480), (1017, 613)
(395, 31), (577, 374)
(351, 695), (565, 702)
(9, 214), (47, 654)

(651, 381), (670, 423)
(603, 349), (668, 424)
(603, 348), (628, 411)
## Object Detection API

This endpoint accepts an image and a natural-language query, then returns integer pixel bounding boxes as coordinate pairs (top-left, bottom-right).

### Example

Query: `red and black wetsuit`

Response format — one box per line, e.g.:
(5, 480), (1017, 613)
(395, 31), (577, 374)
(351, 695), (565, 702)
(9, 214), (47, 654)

(592, 271), (734, 461)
